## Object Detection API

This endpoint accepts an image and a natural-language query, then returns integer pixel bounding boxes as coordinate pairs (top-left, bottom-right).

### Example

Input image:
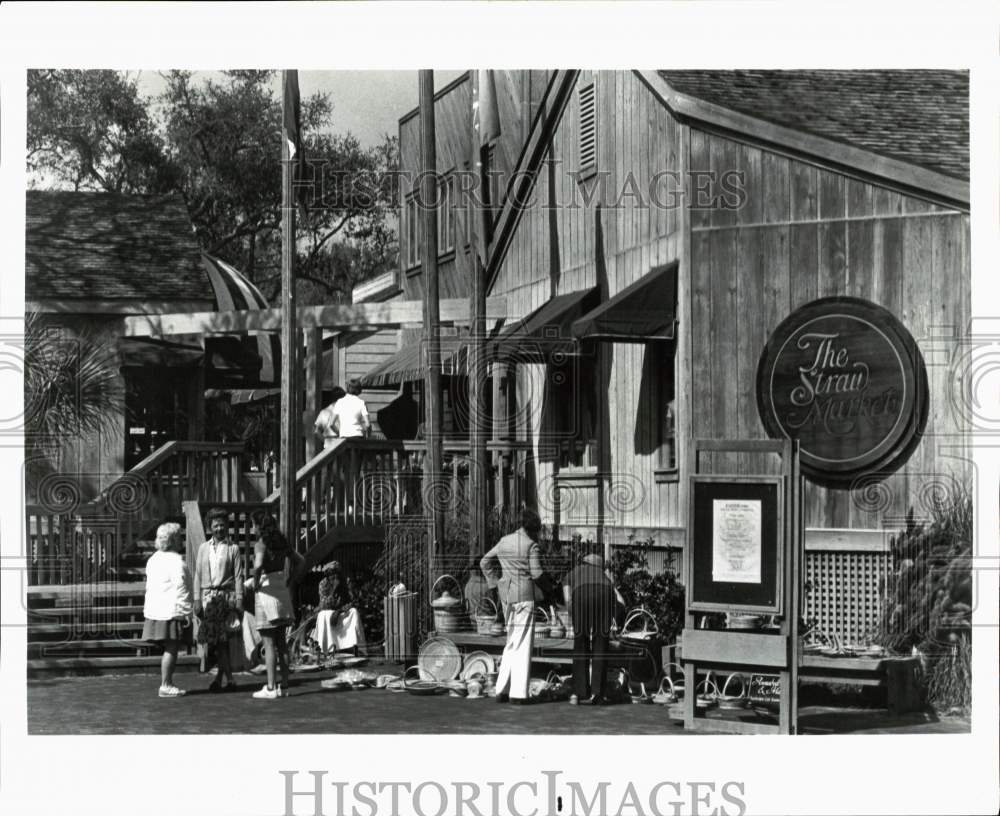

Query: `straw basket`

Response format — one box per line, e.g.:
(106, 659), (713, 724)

(473, 597), (499, 635)
(430, 575), (464, 633)
(534, 606), (551, 639)
(695, 674), (720, 711)
(717, 673), (749, 710)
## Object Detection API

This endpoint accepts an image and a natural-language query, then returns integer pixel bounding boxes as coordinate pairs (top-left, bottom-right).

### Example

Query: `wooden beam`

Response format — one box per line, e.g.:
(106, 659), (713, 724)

(122, 297), (508, 337)
(420, 70), (446, 569)
(304, 327), (324, 459)
(27, 299), (214, 315)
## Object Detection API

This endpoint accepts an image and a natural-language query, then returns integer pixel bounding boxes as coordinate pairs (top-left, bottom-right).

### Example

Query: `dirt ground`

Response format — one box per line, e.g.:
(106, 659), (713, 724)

(26, 662), (970, 735)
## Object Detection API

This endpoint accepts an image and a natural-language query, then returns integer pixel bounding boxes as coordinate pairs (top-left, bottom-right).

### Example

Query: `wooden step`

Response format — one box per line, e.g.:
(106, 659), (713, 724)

(28, 638), (157, 656)
(28, 583), (147, 600)
(27, 654), (200, 676)
(28, 605), (147, 619)
(28, 621), (147, 635)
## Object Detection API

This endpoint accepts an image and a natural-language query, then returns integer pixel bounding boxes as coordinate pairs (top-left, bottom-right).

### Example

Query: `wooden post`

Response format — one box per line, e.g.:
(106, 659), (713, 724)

(305, 327), (324, 460)
(420, 71), (445, 574)
(279, 70), (300, 550)
(469, 81), (489, 563)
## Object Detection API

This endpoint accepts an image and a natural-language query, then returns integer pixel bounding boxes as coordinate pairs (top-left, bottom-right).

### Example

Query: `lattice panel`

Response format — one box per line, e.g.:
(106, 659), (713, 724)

(804, 548), (891, 644)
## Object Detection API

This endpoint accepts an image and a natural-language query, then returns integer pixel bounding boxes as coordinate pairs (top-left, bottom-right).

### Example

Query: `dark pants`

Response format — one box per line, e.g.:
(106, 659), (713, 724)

(572, 628), (609, 699)
(571, 583), (614, 699)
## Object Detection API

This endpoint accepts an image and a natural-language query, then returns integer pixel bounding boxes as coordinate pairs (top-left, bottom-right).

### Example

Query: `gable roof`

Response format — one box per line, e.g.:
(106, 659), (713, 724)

(658, 70), (968, 181)
(25, 190), (214, 303)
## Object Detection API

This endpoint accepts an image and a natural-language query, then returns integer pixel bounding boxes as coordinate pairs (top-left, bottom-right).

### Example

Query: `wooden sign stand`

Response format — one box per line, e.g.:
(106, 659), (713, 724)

(681, 438), (803, 734)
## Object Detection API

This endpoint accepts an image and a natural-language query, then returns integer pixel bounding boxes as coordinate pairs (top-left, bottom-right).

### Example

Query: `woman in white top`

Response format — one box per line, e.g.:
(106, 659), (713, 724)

(330, 378), (371, 439)
(142, 522), (193, 697)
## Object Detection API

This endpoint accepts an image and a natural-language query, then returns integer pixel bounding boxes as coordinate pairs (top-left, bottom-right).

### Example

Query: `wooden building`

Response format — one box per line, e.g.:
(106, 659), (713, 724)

(388, 69), (970, 560)
(25, 190), (283, 498)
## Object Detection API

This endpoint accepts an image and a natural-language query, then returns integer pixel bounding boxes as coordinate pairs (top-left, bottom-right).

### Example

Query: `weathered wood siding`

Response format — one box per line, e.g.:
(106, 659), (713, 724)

(687, 127), (971, 530)
(340, 329), (401, 436)
(490, 70), (685, 535)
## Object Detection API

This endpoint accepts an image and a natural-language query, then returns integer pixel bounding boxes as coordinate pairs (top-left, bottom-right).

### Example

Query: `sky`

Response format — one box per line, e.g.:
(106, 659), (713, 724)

(134, 69), (466, 147)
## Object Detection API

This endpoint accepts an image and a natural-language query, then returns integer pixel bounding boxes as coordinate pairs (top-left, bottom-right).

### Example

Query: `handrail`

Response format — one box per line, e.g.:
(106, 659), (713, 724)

(92, 440), (247, 507)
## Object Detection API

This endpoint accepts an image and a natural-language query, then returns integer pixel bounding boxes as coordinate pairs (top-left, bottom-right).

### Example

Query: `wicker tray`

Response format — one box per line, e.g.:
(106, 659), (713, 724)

(418, 636), (461, 681)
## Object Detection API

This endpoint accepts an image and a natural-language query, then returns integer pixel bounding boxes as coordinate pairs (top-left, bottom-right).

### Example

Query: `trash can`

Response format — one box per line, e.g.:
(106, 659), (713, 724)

(383, 591), (418, 662)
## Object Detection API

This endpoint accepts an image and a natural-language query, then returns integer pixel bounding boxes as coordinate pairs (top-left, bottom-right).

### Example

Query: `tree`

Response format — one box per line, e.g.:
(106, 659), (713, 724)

(27, 69), (178, 194)
(27, 69), (399, 300)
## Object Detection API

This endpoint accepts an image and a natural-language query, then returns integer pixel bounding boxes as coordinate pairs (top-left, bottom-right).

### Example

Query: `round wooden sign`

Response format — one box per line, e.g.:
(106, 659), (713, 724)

(756, 296), (928, 487)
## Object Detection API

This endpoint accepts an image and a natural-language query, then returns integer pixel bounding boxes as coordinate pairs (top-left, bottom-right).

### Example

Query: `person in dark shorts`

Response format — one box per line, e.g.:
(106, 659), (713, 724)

(142, 522), (193, 697)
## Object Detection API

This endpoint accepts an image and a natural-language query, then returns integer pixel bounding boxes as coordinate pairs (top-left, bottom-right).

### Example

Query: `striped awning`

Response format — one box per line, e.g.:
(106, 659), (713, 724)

(360, 335), (470, 388)
(201, 253), (280, 386)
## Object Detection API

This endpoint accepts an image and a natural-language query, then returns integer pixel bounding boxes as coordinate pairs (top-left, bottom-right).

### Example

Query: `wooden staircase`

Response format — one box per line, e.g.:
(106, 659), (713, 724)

(25, 437), (529, 675)
(25, 442), (245, 674)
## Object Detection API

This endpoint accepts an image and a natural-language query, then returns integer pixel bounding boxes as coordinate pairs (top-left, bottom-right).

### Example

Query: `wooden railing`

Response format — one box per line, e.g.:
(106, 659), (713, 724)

(25, 504), (145, 586)
(26, 441), (247, 586)
(93, 441), (246, 520)
(265, 438), (533, 552)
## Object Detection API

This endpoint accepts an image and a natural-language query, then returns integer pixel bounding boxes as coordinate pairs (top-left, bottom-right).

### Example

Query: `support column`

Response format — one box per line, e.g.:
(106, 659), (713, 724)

(304, 327), (324, 460)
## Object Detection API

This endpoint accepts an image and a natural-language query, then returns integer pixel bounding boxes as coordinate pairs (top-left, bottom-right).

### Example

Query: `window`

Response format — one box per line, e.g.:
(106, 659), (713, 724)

(655, 341), (678, 479)
(550, 354), (599, 470)
(578, 81), (597, 177)
(438, 172), (457, 255)
(405, 192), (420, 270)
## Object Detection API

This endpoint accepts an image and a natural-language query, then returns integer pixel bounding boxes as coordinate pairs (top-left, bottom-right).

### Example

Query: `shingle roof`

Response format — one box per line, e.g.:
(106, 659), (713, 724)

(659, 70), (968, 181)
(25, 190), (214, 302)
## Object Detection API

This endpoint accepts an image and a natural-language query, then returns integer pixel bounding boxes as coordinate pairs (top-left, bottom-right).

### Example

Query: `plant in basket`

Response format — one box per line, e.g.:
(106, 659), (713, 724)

(608, 536), (685, 646)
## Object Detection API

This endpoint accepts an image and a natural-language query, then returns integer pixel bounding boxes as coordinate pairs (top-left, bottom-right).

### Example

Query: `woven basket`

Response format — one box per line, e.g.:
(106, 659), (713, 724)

(619, 607), (660, 643)
(473, 597), (499, 635)
(695, 674), (720, 711)
(717, 672), (749, 710)
(430, 574), (464, 633)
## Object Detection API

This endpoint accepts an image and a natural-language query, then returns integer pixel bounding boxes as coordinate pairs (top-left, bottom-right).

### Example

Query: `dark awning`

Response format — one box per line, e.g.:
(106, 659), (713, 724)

(571, 262), (678, 342)
(487, 287), (599, 362)
(360, 335), (469, 389)
(118, 337), (204, 368)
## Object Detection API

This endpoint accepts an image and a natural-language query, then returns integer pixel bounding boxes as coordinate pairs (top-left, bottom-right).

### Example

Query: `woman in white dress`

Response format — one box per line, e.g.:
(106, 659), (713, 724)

(313, 561), (365, 660)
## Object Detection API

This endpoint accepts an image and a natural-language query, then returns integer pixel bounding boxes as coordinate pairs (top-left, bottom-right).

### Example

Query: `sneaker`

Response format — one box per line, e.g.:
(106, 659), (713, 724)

(159, 685), (187, 698)
(252, 685), (280, 700)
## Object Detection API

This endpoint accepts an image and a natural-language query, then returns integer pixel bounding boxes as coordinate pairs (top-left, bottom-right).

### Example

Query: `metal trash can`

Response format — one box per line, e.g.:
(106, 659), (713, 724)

(383, 591), (417, 662)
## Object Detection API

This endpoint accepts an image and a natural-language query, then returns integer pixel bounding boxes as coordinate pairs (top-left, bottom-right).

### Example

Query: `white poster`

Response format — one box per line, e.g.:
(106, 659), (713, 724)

(712, 499), (763, 583)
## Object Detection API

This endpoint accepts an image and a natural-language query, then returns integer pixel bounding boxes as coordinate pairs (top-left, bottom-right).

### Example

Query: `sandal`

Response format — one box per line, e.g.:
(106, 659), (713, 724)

(222, 681), (239, 693)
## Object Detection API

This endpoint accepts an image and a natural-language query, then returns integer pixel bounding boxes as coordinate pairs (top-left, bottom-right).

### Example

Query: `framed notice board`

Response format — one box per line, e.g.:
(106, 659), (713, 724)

(687, 476), (783, 614)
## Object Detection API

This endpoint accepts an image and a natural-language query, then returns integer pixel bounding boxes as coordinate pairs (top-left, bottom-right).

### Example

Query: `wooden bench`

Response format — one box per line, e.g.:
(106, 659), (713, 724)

(799, 654), (924, 714)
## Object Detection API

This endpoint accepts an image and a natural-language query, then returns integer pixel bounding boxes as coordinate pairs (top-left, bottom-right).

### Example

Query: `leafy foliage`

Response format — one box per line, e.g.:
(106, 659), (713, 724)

(23, 313), (124, 477)
(877, 485), (972, 713)
(27, 69), (399, 299)
(608, 538), (686, 644)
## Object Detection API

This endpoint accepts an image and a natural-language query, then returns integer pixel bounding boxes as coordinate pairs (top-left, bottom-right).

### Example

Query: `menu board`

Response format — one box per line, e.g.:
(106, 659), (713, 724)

(712, 500), (762, 583)
(688, 478), (782, 613)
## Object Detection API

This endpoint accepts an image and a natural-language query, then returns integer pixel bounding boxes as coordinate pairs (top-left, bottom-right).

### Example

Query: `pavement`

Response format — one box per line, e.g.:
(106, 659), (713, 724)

(26, 662), (970, 735)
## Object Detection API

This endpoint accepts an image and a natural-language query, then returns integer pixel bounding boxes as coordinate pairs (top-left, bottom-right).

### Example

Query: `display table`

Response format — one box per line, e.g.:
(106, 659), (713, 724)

(430, 630), (646, 666)
(799, 654), (924, 714)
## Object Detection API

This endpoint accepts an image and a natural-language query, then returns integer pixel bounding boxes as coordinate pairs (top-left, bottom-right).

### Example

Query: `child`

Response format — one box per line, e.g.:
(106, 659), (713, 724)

(142, 522), (193, 697)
